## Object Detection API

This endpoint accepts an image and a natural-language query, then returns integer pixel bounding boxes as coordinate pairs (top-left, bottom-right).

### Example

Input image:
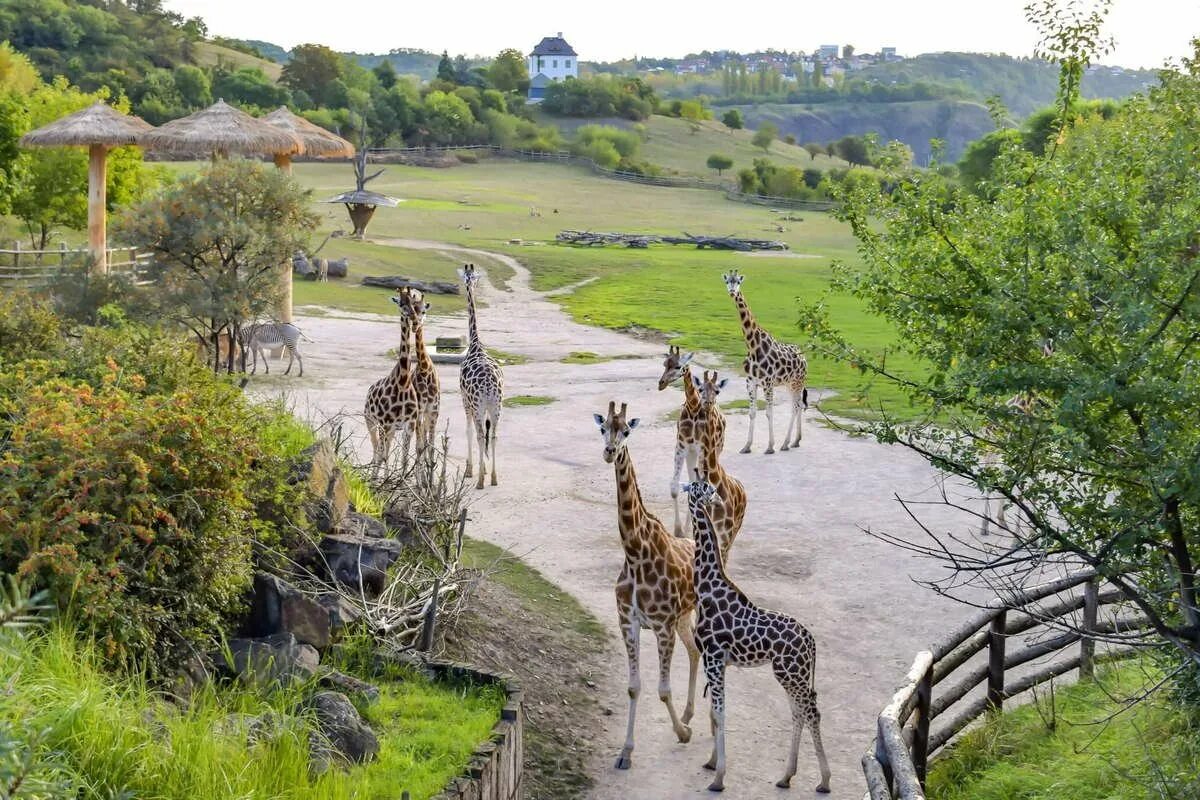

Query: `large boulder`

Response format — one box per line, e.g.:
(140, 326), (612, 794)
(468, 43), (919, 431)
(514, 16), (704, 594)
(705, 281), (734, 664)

(334, 510), (388, 539)
(319, 534), (404, 597)
(250, 573), (331, 649)
(293, 440), (349, 532)
(307, 691), (379, 771)
(318, 592), (365, 632)
(216, 632), (319, 686)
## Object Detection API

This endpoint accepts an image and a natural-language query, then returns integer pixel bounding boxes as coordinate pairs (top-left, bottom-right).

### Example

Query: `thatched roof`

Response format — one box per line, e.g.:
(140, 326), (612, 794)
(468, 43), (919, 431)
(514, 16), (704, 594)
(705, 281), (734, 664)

(262, 107), (355, 158)
(323, 189), (401, 207)
(139, 99), (302, 157)
(20, 102), (153, 148)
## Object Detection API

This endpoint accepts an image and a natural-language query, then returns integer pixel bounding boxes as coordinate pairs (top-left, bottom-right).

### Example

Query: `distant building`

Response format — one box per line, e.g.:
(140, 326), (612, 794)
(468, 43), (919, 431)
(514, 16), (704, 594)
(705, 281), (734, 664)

(817, 44), (839, 61)
(527, 32), (578, 103)
(880, 47), (899, 61)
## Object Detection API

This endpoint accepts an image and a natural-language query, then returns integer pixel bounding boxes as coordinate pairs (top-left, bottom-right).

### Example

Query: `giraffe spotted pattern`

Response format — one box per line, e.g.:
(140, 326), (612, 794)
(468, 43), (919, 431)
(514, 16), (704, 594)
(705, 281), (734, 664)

(658, 346), (726, 537)
(459, 263), (504, 489)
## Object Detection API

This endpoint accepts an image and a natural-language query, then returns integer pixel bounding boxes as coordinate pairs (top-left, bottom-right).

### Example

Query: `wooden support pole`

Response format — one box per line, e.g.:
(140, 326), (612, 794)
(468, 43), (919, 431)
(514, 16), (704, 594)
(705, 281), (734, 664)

(272, 153), (295, 324)
(913, 661), (933, 788)
(1080, 579), (1099, 680)
(986, 610), (1007, 712)
(87, 143), (108, 275)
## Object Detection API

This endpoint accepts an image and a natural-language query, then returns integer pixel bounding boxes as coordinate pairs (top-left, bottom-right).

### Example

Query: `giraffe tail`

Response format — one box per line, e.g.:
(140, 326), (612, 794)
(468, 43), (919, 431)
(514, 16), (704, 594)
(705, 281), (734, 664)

(483, 418), (491, 457)
(802, 388), (809, 408)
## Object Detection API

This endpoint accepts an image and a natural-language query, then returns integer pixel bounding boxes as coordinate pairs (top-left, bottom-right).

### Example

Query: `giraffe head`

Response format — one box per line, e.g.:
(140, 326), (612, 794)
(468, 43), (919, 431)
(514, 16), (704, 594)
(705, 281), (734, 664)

(399, 287), (430, 327)
(690, 370), (729, 408)
(593, 401), (640, 464)
(682, 478), (718, 511)
(722, 270), (744, 297)
(657, 345), (694, 390)
(389, 288), (413, 318)
(462, 263), (480, 290)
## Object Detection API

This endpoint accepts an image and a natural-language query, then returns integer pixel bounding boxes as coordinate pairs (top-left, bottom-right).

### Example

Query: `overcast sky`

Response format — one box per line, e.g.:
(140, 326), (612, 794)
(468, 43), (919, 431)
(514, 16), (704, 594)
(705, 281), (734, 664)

(163, 0), (1198, 69)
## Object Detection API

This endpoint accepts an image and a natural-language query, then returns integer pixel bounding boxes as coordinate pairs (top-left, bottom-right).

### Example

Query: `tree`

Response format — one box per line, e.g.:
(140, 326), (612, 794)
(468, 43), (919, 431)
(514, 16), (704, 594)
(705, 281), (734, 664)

(833, 134), (871, 166)
(957, 127), (1023, 192)
(115, 160), (316, 372)
(372, 59), (398, 89)
(801, 167), (822, 188)
(706, 154), (733, 175)
(437, 50), (455, 83)
(489, 48), (529, 94)
(801, 36), (1200, 677)
(722, 109), (744, 129)
(679, 99), (706, 134)
(212, 67), (290, 109)
(842, 44), (855, 59)
(280, 44), (344, 107)
(172, 64), (211, 109)
(751, 122), (778, 152)
(802, 142), (824, 160)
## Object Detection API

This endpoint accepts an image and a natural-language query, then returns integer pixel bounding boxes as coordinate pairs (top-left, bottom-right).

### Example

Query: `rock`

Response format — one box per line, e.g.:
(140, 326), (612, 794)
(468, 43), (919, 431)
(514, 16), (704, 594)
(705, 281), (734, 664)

(293, 440), (349, 530)
(216, 633), (319, 686)
(319, 534), (404, 597)
(382, 506), (421, 546)
(320, 670), (381, 704)
(317, 592), (365, 632)
(166, 653), (212, 703)
(307, 691), (379, 770)
(214, 711), (286, 746)
(334, 511), (388, 539)
(360, 275), (460, 295)
(325, 257), (349, 278)
(250, 573), (331, 649)
(293, 252), (313, 275)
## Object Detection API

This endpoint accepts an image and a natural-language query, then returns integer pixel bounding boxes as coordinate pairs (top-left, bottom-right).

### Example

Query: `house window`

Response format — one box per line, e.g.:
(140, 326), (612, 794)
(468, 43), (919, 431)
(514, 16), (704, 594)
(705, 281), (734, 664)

(553, 59), (558, 68)
(538, 57), (544, 70)
(565, 59), (571, 68)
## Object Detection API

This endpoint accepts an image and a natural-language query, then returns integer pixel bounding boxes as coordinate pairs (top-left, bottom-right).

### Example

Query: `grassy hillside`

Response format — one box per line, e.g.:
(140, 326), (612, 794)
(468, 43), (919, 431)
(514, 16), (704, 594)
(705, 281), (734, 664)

(739, 99), (994, 163)
(534, 112), (847, 177)
(194, 41), (282, 81)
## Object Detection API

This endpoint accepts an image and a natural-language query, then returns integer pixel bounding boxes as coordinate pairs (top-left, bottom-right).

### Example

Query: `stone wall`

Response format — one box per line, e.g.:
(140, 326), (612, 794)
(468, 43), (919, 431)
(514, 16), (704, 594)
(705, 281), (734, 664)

(429, 661), (525, 800)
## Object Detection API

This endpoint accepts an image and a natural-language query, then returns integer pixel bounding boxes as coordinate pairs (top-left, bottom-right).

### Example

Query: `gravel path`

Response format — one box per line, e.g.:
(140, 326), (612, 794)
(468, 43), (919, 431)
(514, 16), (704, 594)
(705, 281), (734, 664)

(259, 241), (986, 799)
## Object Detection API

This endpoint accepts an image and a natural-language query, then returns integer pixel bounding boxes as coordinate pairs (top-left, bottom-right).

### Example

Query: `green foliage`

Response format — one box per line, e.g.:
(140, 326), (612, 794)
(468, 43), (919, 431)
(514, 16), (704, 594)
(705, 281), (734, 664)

(751, 122), (777, 152)
(0, 291), (61, 363)
(488, 48), (528, 94)
(721, 108), (744, 129)
(808, 47), (1200, 668)
(571, 125), (644, 170)
(956, 127), (1023, 191)
(503, 394), (555, 407)
(706, 153), (733, 175)
(436, 50), (455, 83)
(802, 142), (824, 160)
(832, 133), (873, 166)
(210, 66), (290, 110)
(115, 159), (316, 370)
(542, 75), (657, 120)
(281, 43), (344, 107)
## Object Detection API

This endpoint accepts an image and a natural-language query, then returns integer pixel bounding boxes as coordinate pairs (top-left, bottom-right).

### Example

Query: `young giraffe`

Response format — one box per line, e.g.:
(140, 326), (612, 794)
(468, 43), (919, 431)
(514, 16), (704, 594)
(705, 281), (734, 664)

(365, 290), (420, 473)
(691, 370), (747, 560)
(459, 263), (504, 489)
(657, 345), (726, 537)
(723, 270), (809, 454)
(401, 289), (440, 452)
(593, 401), (700, 770)
(683, 479), (831, 794)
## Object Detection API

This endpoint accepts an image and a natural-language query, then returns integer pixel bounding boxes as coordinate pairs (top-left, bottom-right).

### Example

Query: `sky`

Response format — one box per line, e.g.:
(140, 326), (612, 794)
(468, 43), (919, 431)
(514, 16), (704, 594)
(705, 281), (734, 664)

(163, 0), (1199, 69)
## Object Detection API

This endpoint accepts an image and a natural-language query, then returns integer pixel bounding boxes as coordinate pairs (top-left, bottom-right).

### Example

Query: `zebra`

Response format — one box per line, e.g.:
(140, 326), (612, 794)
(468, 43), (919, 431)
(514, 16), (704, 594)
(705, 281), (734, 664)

(246, 321), (305, 377)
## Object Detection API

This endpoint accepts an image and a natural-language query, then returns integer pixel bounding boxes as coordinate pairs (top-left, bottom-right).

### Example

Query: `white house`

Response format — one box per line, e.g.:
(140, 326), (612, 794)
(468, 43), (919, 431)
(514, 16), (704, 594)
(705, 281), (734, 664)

(527, 33), (578, 103)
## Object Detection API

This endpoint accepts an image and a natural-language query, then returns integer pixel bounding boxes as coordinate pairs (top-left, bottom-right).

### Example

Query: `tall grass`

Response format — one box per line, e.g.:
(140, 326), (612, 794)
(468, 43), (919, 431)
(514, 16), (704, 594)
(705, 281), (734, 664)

(0, 625), (503, 800)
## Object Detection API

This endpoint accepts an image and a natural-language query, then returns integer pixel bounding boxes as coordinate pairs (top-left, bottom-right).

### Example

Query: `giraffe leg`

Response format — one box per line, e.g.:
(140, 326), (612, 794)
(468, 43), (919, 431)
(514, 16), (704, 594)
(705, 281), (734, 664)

(474, 418), (487, 490)
(676, 611), (700, 725)
(763, 385), (776, 454)
(615, 600), (641, 770)
(488, 414), (499, 486)
(702, 654), (727, 791)
(782, 389), (802, 450)
(655, 625), (692, 743)
(462, 408), (474, 477)
(670, 443), (686, 536)
(792, 388), (804, 447)
(773, 661), (831, 792)
(740, 379), (758, 454)
(781, 399), (796, 452)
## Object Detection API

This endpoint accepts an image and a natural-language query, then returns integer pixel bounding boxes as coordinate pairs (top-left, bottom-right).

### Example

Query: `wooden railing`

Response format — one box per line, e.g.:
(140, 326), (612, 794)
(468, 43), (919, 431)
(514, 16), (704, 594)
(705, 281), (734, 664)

(0, 242), (151, 285)
(862, 570), (1151, 800)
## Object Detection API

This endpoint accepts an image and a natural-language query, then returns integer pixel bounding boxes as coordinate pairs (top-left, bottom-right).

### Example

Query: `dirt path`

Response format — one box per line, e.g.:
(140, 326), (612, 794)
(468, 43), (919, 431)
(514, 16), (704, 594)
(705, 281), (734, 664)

(259, 241), (984, 799)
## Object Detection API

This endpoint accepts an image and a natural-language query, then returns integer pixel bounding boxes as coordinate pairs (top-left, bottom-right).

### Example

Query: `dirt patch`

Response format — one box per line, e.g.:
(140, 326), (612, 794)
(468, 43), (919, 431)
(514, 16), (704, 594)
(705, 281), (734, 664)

(440, 539), (610, 800)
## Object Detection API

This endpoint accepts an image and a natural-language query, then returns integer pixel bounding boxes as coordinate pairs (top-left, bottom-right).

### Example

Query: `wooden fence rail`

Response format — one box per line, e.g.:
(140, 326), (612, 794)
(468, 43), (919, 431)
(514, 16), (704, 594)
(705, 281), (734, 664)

(0, 242), (150, 286)
(863, 570), (1151, 800)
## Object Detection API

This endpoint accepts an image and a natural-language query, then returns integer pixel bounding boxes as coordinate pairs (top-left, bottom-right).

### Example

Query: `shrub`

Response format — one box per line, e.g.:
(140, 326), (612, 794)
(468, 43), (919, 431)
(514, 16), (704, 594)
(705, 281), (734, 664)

(0, 291), (60, 363)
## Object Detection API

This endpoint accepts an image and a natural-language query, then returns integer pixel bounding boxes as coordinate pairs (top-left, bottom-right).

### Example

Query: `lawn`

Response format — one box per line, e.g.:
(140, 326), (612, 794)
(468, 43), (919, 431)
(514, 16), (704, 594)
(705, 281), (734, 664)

(927, 661), (1200, 800)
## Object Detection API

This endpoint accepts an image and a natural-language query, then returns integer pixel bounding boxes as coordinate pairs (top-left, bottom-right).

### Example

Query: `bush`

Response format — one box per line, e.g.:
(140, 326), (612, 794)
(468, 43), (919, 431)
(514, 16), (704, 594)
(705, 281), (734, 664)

(0, 291), (60, 363)
(0, 325), (312, 677)
(722, 109), (744, 129)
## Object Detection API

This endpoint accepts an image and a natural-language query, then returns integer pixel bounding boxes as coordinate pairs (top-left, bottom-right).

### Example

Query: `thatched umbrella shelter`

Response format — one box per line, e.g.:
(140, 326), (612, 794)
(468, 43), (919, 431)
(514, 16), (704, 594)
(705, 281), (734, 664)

(19, 102), (154, 274)
(140, 99), (304, 322)
(261, 107), (354, 173)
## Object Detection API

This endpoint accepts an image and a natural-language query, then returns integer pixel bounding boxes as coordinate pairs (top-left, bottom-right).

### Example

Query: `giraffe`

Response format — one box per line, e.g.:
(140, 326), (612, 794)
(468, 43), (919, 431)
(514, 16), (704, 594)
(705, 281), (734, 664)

(365, 289), (421, 474)
(401, 288), (440, 452)
(593, 401), (700, 770)
(459, 263), (504, 489)
(658, 345), (726, 537)
(723, 270), (809, 454)
(683, 479), (831, 794)
(691, 370), (747, 560)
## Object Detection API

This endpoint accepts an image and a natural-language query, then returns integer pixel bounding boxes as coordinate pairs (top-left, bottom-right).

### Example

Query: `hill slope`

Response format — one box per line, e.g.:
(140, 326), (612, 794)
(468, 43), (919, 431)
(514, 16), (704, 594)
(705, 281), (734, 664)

(193, 42), (281, 81)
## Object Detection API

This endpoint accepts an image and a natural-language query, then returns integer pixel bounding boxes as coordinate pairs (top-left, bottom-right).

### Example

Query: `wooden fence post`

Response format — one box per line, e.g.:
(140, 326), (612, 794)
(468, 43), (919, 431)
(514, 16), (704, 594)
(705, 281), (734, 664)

(874, 726), (894, 794)
(913, 661), (933, 788)
(12, 240), (19, 271)
(1080, 579), (1099, 680)
(987, 610), (1007, 711)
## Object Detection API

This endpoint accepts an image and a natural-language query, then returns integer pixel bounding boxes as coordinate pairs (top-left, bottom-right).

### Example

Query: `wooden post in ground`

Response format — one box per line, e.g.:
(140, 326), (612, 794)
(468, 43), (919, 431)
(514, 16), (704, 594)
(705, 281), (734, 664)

(987, 610), (1007, 711)
(912, 662), (933, 788)
(88, 143), (108, 275)
(272, 152), (295, 324)
(418, 577), (441, 652)
(1080, 579), (1099, 680)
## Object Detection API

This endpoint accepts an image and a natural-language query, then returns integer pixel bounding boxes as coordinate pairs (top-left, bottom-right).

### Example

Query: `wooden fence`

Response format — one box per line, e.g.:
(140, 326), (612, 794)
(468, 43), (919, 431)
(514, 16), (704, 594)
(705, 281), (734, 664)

(863, 570), (1151, 800)
(0, 242), (151, 286)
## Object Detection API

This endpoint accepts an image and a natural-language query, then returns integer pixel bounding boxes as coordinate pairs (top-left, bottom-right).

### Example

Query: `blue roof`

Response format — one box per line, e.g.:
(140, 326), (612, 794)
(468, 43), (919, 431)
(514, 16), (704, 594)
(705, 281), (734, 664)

(530, 35), (577, 57)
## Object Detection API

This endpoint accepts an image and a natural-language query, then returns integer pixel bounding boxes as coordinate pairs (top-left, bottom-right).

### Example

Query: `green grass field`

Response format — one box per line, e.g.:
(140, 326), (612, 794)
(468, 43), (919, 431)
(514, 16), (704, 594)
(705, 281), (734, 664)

(927, 661), (1200, 800)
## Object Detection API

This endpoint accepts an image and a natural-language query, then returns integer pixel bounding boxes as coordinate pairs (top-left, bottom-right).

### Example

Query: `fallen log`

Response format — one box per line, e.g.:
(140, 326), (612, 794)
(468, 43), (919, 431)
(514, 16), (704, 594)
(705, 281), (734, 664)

(556, 230), (661, 248)
(661, 233), (789, 251)
(360, 276), (460, 295)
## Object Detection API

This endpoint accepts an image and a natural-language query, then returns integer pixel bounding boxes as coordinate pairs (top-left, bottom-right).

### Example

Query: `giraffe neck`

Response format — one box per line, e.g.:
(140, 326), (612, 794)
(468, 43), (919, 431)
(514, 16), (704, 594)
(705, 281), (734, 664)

(391, 317), (414, 387)
(613, 446), (651, 551)
(466, 282), (482, 352)
(734, 292), (765, 349)
(689, 497), (728, 587)
(681, 365), (701, 412)
(411, 316), (433, 370)
(699, 408), (722, 474)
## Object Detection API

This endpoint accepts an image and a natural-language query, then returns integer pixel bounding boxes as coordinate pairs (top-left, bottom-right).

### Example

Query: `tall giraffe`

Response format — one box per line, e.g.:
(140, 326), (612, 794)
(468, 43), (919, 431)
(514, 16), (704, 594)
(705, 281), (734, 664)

(724, 270), (809, 454)
(683, 480), (831, 794)
(593, 401), (700, 770)
(658, 345), (726, 537)
(691, 370), (746, 560)
(401, 289), (440, 451)
(459, 263), (503, 489)
(365, 290), (421, 473)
